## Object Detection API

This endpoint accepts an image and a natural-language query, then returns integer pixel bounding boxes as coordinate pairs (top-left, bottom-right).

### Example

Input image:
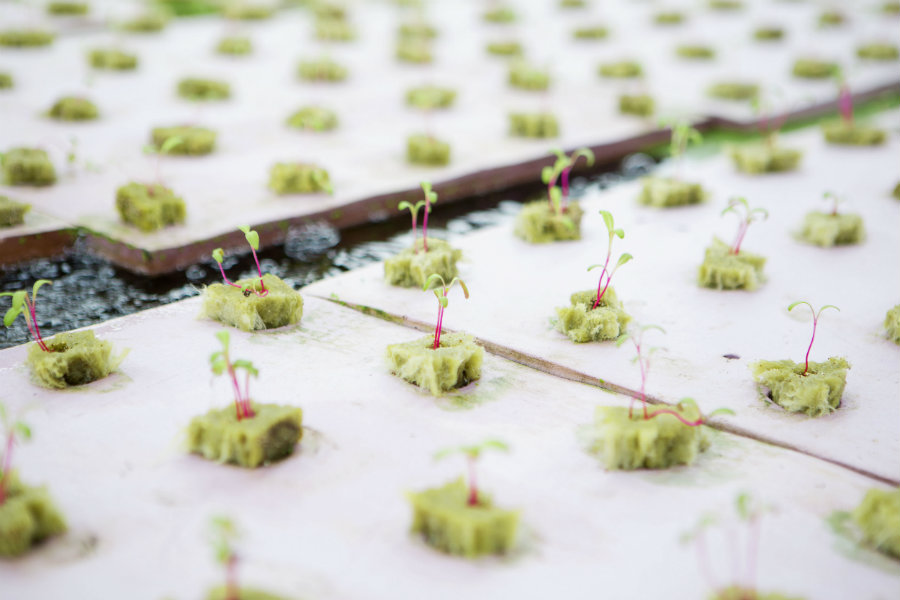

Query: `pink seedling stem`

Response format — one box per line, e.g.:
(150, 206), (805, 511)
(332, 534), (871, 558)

(423, 274), (469, 350)
(664, 120), (702, 178)
(398, 198), (426, 249)
(839, 83), (853, 125)
(0, 404), (31, 505)
(543, 148), (595, 214)
(142, 135), (183, 187)
(419, 182), (439, 253)
(751, 95), (789, 149)
(210, 331), (257, 420)
(823, 191), (844, 216)
(434, 439), (509, 507)
(212, 226), (268, 297)
(588, 210), (632, 309)
(722, 197), (768, 255)
(209, 516), (241, 600)
(1, 280), (53, 352)
(787, 301), (839, 376)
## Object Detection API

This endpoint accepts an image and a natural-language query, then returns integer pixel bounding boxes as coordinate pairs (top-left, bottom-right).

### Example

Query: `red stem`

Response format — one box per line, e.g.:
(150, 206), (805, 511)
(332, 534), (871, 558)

(839, 84), (853, 125)
(466, 454), (478, 506)
(0, 432), (14, 505)
(732, 221), (749, 254)
(695, 528), (719, 592)
(217, 262), (266, 298)
(242, 371), (255, 419)
(23, 297), (49, 352)
(644, 408), (704, 427)
(803, 314), (818, 376)
(728, 525), (740, 589)
(422, 198), (430, 253)
(249, 247), (268, 296)
(592, 268), (609, 310)
(411, 214), (419, 251)
(561, 168), (571, 210)
(745, 516), (760, 593)
(546, 174), (559, 212)
(225, 555), (239, 600)
(433, 300), (444, 350)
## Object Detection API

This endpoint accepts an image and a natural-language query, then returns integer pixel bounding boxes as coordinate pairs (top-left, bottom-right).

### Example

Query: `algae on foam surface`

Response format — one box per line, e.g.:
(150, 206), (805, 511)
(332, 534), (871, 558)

(0, 30), (55, 47)
(857, 43), (899, 61)
(822, 121), (886, 146)
(708, 82), (758, 101)
(798, 212), (864, 247)
(26, 330), (126, 389)
(384, 238), (461, 288)
(268, 163), (332, 194)
(187, 403), (303, 468)
(177, 78), (231, 101)
(0, 196), (31, 227)
(406, 86), (455, 110)
(152, 126), (217, 155)
(853, 487), (900, 559)
(2, 148), (56, 187)
(514, 199), (583, 243)
(750, 357), (850, 417)
(297, 57), (347, 82)
(729, 143), (802, 174)
(555, 289), (630, 343)
(286, 106), (338, 131)
(508, 61), (550, 91)
(407, 478), (519, 557)
(619, 94), (654, 117)
(407, 135), (450, 166)
(0, 471), (66, 558)
(638, 177), (704, 207)
(791, 58), (839, 79)
(115, 182), (186, 232)
(589, 403), (710, 470)
(386, 332), (484, 396)
(216, 36), (253, 55)
(598, 61), (642, 78)
(698, 237), (765, 291)
(202, 273), (303, 332)
(89, 48), (138, 70)
(509, 112), (559, 138)
(886, 304), (900, 345)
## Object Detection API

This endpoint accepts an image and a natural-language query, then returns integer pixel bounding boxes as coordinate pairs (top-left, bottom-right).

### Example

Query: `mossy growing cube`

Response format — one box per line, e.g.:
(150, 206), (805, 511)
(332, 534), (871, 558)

(0, 30), (55, 47)
(223, 3), (273, 20)
(711, 588), (802, 600)
(857, 43), (899, 61)
(177, 78), (230, 101)
(708, 82), (758, 100)
(201, 273), (303, 332)
(555, 289), (630, 343)
(187, 403), (303, 468)
(560, 0), (587, 8)
(0, 472), (66, 558)
(205, 586), (291, 600)
(618, 94), (654, 117)
(509, 113), (559, 138)
(709, 0), (742, 10)
(754, 27), (784, 41)
(598, 61), (642, 78)
(396, 39), (432, 63)
(886, 304), (900, 345)
(121, 13), (168, 32)
(2, 148), (56, 187)
(384, 238), (461, 288)
(408, 478), (519, 557)
(573, 26), (609, 40)
(822, 122), (886, 146)
(697, 237), (765, 291)
(638, 177), (704, 207)
(116, 182), (186, 232)
(268, 163), (332, 194)
(386, 332), (484, 396)
(883, 1), (900, 14)
(216, 36), (253, 56)
(514, 200), (583, 243)
(799, 211), (864, 247)
(89, 48), (138, 70)
(750, 357), (849, 417)
(589, 403), (710, 470)
(407, 134), (450, 166)
(398, 23), (437, 39)
(818, 10), (845, 26)
(486, 40), (522, 56)
(730, 143), (803, 173)
(406, 85), (455, 110)
(151, 126), (217, 156)
(483, 7), (516, 23)
(0, 72), (13, 89)
(47, 2), (88, 15)
(316, 17), (355, 41)
(46, 96), (98, 121)
(508, 62), (550, 91)
(654, 11), (684, 25)
(852, 487), (900, 559)
(0, 196), (31, 227)
(792, 58), (838, 79)
(286, 106), (338, 131)
(26, 330), (125, 389)
(297, 58), (347, 82)
(676, 45), (715, 60)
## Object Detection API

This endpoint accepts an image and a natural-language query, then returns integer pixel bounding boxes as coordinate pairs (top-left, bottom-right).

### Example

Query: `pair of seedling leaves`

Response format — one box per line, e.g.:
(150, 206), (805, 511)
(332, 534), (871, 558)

(541, 147), (595, 220)
(1, 279), (52, 351)
(212, 225), (269, 297)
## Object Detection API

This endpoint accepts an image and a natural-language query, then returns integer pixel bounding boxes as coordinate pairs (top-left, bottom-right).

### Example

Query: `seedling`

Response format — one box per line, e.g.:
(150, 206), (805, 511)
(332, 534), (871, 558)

(722, 197), (767, 255)
(211, 225), (268, 297)
(751, 94), (789, 149)
(662, 119), (702, 178)
(542, 147), (594, 213)
(1, 279), (53, 352)
(142, 135), (183, 185)
(834, 68), (853, 126)
(420, 181), (437, 252)
(209, 330), (258, 420)
(0, 403), (31, 505)
(209, 515), (241, 600)
(434, 439), (509, 506)
(423, 274), (469, 350)
(588, 210), (632, 309)
(398, 198), (427, 249)
(822, 191), (845, 216)
(788, 301), (839, 376)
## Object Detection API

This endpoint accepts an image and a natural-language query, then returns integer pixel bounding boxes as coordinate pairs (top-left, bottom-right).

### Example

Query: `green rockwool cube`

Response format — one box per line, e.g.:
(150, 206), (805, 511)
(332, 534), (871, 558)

(792, 58), (838, 79)
(47, 2), (89, 15)
(853, 487), (900, 559)
(398, 23), (438, 39)
(884, 1), (900, 14)
(396, 39), (432, 63)
(216, 36), (253, 56)
(638, 177), (704, 207)
(314, 1), (346, 19)
(508, 62), (550, 90)
(406, 86), (456, 110)
(177, 78), (230, 101)
(729, 143), (803, 173)
(654, 11), (684, 24)
(754, 27), (784, 41)
(857, 43), (899, 60)
(0, 72), (13, 89)
(886, 304), (900, 345)
(26, 330), (125, 389)
(316, 18), (355, 41)
(560, 0), (587, 8)
(116, 182), (186, 232)
(750, 357), (850, 417)
(818, 10), (845, 26)
(384, 238), (461, 288)
(710, 588), (803, 600)
(573, 26), (609, 40)
(201, 273), (303, 332)
(0, 30), (55, 47)
(619, 94), (655, 117)
(89, 48), (138, 70)
(708, 82), (758, 100)
(223, 3), (273, 19)
(0, 196), (31, 227)
(386, 332), (484, 396)
(2, 148), (56, 187)
(709, 0), (742, 10)
(187, 403), (303, 468)
(822, 122), (886, 146)
(286, 106), (338, 131)
(121, 13), (168, 32)
(297, 58), (347, 82)
(206, 587), (291, 600)
(555, 289), (630, 343)
(677, 45), (715, 59)
(151, 126), (217, 155)
(598, 61), (642, 78)
(514, 200), (583, 243)
(509, 113), (559, 138)
(894, 182), (900, 200)
(268, 163), (332, 194)
(590, 403), (710, 470)
(483, 7), (516, 23)
(46, 96), (98, 121)
(407, 478), (519, 558)
(486, 40), (522, 56)
(407, 135), (450, 166)
(698, 237), (766, 291)
(0, 472), (67, 558)
(799, 211), (864, 247)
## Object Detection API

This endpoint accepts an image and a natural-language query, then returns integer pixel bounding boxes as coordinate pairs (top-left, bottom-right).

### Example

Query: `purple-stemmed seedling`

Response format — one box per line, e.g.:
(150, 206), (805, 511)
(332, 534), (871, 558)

(822, 191), (845, 216)
(751, 93), (789, 150)
(423, 273), (469, 350)
(787, 301), (839, 376)
(722, 197), (768, 255)
(212, 225), (268, 297)
(420, 181), (438, 253)
(588, 210), (632, 309)
(834, 67), (853, 126)
(398, 198), (427, 249)
(550, 147), (595, 209)
(662, 119), (702, 179)
(141, 135), (183, 189)
(209, 515), (241, 600)
(1, 279), (53, 353)
(0, 403), (31, 505)
(209, 331), (258, 420)
(434, 439), (509, 506)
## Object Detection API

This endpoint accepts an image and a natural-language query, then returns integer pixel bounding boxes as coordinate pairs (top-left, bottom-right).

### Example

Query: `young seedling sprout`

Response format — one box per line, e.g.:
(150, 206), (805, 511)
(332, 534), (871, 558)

(398, 198), (426, 249)
(722, 197), (768, 255)
(420, 181), (438, 252)
(663, 119), (702, 178)
(434, 439), (509, 506)
(822, 191), (845, 216)
(209, 515), (241, 600)
(0, 403), (31, 505)
(211, 225), (268, 297)
(542, 147), (595, 214)
(751, 93), (789, 149)
(209, 330), (258, 420)
(588, 210), (632, 309)
(142, 134), (183, 187)
(423, 273), (469, 350)
(788, 301), (839, 376)
(834, 68), (853, 126)
(1, 279), (53, 352)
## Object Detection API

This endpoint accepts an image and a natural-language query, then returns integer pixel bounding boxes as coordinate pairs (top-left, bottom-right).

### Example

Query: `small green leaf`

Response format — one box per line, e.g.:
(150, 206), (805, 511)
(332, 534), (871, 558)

(14, 422), (31, 440)
(439, 296), (449, 308)
(572, 147), (595, 167)
(232, 359), (258, 377)
(707, 407), (735, 419)
(420, 181), (432, 196)
(615, 332), (630, 347)
(212, 248), (224, 264)
(549, 187), (562, 212)
(615, 253), (633, 268)
(32, 279), (52, 300)
(244, 229), (260, 251)
(541, 166), (554, 185)
(587, 263), (604, 272)
(613, 227), (624, 239)
(423, 273), (445, 292)
(313, 170), (333, 194)
(599, 210), (615, 235)
(398, 201), (413, 211)
(736, 492), (752, 520)
(787, 300), (811, 313)
(142, 144), (157, 155)
(160, 136), (184, 155)
(215, 330), (230, 348)
(455, 278), (469, 299)
(4, 305), (23, 328)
